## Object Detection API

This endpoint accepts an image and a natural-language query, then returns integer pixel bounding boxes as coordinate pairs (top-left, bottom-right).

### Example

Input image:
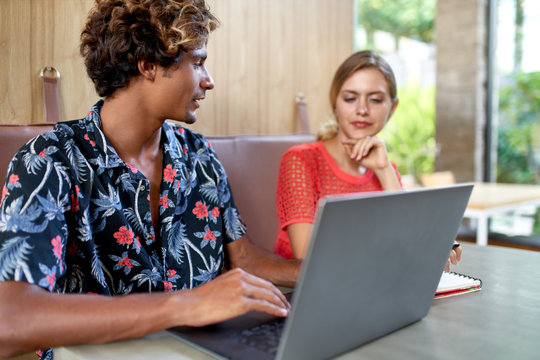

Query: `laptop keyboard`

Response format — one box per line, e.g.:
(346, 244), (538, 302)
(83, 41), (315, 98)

(230, 318), (285, 355)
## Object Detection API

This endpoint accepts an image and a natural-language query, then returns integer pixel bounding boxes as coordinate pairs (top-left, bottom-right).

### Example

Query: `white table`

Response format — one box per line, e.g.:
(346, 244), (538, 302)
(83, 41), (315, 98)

(463, 182), (540, 246)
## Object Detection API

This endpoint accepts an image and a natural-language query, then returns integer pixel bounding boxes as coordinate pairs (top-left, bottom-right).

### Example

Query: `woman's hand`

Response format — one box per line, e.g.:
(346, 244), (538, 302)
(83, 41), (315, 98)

(341, 136), (391, 172)
(444, 242), (463, 272)
(341, 136), (401, 190)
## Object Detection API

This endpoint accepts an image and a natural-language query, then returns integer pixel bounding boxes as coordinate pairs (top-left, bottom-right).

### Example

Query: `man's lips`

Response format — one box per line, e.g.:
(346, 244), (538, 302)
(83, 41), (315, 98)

(192, 96), (205, 108)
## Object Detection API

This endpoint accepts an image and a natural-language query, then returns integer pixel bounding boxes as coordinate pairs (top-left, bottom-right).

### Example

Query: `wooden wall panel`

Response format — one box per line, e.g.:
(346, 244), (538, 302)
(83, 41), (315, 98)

(198, 0), (354, 135)
(0, 0), (354, 135)
(0, 0), (96, 124)
(0, 0), (33, 124)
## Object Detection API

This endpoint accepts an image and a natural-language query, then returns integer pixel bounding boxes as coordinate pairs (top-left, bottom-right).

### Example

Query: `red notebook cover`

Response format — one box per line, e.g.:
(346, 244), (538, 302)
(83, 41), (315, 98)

(435, 272), (482, 299)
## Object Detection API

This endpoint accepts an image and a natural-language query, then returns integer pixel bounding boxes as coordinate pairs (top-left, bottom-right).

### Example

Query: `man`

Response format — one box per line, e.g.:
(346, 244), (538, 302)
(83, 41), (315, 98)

(0, 0), (300, 358)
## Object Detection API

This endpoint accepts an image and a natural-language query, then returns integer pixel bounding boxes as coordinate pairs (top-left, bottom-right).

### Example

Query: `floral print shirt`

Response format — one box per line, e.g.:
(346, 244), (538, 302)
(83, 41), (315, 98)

(0, 100), (246, 296)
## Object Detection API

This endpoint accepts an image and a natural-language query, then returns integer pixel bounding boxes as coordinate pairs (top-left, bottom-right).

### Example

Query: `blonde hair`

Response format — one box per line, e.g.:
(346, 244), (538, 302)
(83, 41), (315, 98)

(317, 119), (339, 141)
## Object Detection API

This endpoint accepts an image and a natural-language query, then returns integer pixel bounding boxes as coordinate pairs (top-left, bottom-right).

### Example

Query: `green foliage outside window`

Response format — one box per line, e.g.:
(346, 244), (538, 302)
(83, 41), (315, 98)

(356, 0), (435, 50)
(497, 71), (540, 184)
(497, 71), (540, 234)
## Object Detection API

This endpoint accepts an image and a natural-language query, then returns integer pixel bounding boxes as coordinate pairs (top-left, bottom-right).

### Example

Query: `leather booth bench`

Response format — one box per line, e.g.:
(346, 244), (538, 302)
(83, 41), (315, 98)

(0, 124), (314, 252)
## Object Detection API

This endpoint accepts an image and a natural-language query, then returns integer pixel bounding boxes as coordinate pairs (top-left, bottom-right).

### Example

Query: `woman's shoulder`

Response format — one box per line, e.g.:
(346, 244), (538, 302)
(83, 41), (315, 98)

(280, 141), (325, 172)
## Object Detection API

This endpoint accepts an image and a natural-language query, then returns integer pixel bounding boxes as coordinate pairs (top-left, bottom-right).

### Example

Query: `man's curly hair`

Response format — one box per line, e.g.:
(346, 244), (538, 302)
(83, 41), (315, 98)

(80, 0), (219, 98)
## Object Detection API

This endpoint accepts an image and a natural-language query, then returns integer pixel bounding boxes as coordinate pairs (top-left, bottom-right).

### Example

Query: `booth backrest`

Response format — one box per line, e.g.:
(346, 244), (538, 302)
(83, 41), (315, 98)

(0, 124), (315, 252)
(209, 134), (315, 251)
(0, 124), (55, 183)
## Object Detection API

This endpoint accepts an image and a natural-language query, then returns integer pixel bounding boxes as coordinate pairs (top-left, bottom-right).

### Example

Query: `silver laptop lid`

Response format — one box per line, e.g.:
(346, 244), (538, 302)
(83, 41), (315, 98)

(277, 184), (473, 360)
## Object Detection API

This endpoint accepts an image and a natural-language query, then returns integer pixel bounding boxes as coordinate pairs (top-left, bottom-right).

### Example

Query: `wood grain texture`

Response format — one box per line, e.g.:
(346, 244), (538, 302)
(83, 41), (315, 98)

(0, 0), (96, 124)
(0, 0), (353, 135)
(198, 0), (354, 135)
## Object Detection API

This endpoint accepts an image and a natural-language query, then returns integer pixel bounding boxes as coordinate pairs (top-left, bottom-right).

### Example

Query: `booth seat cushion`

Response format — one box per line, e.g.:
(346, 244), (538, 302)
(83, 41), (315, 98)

(0, 124), (315, 252)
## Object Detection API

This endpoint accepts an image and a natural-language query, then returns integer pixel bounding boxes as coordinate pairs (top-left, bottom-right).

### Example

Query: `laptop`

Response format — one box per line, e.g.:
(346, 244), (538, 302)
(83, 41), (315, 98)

(168, 184), (474, 360)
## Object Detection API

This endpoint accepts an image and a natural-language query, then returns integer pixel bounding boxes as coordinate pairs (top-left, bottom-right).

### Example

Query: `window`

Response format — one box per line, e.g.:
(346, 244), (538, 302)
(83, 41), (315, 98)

(493, 0), (540, 184)
(489, 0), (540, 236)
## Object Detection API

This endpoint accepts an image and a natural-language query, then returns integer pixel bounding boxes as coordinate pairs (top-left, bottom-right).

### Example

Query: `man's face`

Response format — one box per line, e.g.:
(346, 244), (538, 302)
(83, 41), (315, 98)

(152, 45), (214, 124)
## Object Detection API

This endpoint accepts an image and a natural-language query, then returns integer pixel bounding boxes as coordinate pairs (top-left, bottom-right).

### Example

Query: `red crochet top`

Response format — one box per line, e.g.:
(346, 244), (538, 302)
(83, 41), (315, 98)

(274, 141), (401, 259)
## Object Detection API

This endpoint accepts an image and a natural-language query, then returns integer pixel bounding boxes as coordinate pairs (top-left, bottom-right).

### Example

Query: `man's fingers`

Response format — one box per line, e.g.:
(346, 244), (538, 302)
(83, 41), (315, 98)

(224, 268), (290, 311)
(242, 297), (289, 317)
(240, 271), (290, 310)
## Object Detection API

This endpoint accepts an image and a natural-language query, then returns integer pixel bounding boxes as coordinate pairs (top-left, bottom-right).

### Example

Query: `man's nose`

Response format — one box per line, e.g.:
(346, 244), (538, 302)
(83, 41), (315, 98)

(201, 70), (214, 90)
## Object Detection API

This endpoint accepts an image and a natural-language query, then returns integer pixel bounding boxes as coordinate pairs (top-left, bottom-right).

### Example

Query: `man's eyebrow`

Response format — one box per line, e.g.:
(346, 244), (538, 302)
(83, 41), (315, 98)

(192, 50), (208, 60)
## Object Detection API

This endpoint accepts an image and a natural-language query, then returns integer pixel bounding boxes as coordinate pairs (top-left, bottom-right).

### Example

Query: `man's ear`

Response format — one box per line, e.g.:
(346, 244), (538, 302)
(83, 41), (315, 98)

(137, 59), (157, 81)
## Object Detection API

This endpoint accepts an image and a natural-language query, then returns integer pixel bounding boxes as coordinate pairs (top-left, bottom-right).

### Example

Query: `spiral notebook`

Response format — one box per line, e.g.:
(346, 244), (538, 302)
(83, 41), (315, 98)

(435, 271), (482, 299)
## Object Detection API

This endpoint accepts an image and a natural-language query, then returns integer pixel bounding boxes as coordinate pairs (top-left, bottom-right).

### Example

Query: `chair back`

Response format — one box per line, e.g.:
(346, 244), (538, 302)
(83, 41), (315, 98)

(0, 124), (55, 182)
(0, 125), (315, 252)
(209, 134), (315, 251)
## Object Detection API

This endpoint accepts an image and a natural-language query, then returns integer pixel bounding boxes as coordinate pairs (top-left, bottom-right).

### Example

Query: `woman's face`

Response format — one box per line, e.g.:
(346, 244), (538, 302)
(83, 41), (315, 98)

(334, 68), (397, 140)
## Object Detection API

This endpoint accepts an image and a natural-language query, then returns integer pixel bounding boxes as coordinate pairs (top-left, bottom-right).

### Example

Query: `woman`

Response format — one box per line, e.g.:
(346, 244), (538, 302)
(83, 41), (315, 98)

(274, 50), (461, 269)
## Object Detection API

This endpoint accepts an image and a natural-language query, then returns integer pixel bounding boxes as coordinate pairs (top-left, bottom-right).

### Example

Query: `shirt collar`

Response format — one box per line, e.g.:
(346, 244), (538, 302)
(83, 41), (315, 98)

(82, 101), (187, 174)
(81, 100), (127, 170)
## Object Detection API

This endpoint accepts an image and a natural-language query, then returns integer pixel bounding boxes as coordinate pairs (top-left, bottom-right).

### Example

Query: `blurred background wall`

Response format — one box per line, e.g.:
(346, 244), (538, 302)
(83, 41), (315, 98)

(0, 0), (354, 135)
